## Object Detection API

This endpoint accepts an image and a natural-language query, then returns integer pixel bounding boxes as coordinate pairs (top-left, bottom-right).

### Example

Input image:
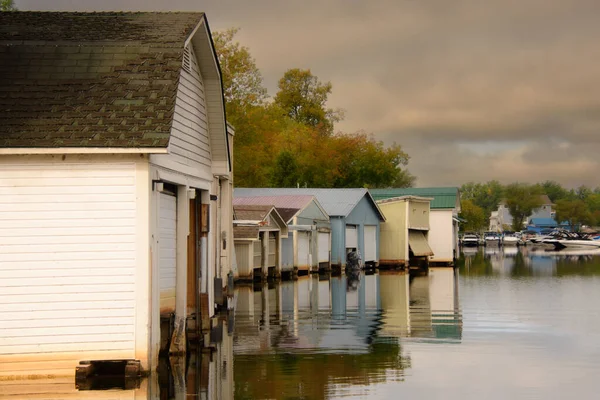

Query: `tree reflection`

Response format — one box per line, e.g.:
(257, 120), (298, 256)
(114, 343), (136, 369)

(234, 338), (409, 399)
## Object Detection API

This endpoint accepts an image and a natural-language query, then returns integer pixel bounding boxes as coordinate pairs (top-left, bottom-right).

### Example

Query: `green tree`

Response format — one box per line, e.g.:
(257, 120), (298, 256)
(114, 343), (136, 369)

(584, 193), (600, 226)
(1, 0), (16, 11)
(555, 199), (590, 231)
(459, 199), (486, 231)
(213, 28), (268, 111)
(537, 180), (572, 202)
(270, 150), (301, 187)
(460, 180), (504, 219)
(504, 183), (543, 231)
(274, 68), (343, 135)
(575, 185), (593, 201)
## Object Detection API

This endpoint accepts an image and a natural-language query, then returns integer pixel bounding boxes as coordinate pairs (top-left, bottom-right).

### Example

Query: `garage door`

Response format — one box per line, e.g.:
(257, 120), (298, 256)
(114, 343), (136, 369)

(364, 225), (377, 262)
(345, 225), (358, 249)
(297, 231), (311, 269)
(318, 232), (330, 263)
(0, 162), (137, 374)
(159, 192), (177, 314)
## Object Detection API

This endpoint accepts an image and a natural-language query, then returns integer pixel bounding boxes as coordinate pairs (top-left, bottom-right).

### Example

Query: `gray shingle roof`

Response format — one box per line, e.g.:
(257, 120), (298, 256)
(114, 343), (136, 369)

(0, 12), (205, 148)
(233, 195), (317, 223)
(234, 188), (385, 220)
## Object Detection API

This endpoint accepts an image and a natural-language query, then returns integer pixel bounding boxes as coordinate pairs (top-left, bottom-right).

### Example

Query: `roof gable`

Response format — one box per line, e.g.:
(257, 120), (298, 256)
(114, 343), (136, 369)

(0, 12), (227, 151)
(370, 187), (460, 210)
(233, 195), (327, 224)
(233, 204), (288, 239)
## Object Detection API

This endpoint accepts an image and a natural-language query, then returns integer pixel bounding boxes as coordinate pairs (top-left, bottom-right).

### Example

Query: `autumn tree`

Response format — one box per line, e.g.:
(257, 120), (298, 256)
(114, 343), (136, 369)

(555, 199), (590, 231)
(459, 200), (486, 231)
(213, 28), (413, 188)
(274, 68), (344, 135)
(504, 183), (543, 231)
(1, 0), (16, 11)
(212, 28), (267, 111)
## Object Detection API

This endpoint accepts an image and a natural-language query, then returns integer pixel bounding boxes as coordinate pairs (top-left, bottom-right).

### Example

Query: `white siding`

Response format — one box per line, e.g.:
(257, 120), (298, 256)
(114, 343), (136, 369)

(234, 242), (253, 278)
(364, 225), (377, 262)
(345, 226), (358, 249)
(297, 232), (310, 270)
(159, 192), (177, 314)
(0, 162), (137, 373)
(268, 235), (277, 267)
(150, 44), (213, 181)
(429, 210), (454, 262)
(318, 232), (330, 263)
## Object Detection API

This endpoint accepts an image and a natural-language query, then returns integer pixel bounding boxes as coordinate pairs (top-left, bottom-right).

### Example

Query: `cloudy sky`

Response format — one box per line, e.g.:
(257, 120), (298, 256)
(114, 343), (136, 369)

(17, 0), (600, 188)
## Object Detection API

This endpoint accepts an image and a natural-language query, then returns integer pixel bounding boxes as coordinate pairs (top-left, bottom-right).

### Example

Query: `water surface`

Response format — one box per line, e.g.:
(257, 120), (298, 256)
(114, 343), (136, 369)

(6, 247), (600, 399)
(233, 247), (600, 399)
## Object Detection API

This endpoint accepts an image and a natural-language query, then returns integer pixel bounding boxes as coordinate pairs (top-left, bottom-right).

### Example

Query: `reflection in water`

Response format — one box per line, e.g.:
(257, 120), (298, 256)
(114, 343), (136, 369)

(233, 269), (461, 399)
(460, 246), (600, 277)
(11, 247), (600, 399)
(2, 321), (234, 400)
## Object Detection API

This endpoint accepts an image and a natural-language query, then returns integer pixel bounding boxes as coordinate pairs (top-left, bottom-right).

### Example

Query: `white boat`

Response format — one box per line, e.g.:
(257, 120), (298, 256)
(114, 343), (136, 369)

(502, 232), (520, 246)
(484, 232), (502, 246)
(541, 231), (600, 250)
(461, 233), (480, 247)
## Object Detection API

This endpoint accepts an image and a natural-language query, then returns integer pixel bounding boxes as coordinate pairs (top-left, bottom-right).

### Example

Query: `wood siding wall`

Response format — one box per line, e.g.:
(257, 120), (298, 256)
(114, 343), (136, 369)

(429, 211), (454, 262)
(0, 162), (138, 376)
(150, 44), (212, 181)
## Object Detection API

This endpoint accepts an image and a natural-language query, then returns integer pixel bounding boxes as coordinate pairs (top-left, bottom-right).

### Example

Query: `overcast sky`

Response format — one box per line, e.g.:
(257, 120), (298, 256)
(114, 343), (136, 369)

(16, 0), (600, 188)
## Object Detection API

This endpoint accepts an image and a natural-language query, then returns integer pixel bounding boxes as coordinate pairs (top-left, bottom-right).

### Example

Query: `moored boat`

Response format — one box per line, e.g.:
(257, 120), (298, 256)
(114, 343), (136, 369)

(461, 233), (480, 247)
(502, 232), (520, 246)
(484, 231), (502, 246)
(541, 230), (600, 250)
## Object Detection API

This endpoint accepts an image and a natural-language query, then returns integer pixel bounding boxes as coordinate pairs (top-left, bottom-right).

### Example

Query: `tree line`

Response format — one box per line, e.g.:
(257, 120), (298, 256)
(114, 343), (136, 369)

(459, 180), (600, 232)
(213, 28), (414, 188)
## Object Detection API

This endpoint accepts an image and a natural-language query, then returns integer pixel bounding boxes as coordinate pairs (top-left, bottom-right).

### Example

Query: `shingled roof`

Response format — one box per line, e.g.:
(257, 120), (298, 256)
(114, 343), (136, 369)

(0, 12), (207, 148)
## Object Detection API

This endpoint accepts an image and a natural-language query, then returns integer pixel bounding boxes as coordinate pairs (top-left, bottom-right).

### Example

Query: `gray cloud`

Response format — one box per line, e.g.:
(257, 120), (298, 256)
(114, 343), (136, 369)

(17, 0), (600, 188)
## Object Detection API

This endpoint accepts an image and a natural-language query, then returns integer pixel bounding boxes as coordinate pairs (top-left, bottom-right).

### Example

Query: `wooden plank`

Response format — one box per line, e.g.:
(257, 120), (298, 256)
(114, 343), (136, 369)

(0, 176), (136, 187)
(187, 198), (198, 314)
(0, 185), (135, 195)
(0, 193), (135, 204)
(0, 300), (135, 312)
(0, 210), (136, 222)
(0, 283), (135, 296)
(0, 275), (135, 287)
(0, 242), (136, 255)
(1, 308), (135, 321)
(0, 259), (136, 270)
(0, 234), (135, 246)
(2, 316), (134, 329)
(0, 340), (134, 354)
(0, 251), (136, 262)
(0, 331), (134, 346)
(200, 204), (209, 233)
(0, 202), (135, 213)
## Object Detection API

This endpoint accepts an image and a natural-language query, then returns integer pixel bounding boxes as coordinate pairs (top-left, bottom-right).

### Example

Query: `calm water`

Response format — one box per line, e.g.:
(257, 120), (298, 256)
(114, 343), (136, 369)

(6, 247), (600, 399)
(232, 246), (600, 399)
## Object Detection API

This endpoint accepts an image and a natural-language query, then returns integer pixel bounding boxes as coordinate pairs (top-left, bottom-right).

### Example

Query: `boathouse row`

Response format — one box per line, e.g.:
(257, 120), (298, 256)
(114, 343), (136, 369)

(233, 188), (386, 270)
(371, 187), (461, 266)
(233, 195), (331, 279)
(0, 12), (234, 378)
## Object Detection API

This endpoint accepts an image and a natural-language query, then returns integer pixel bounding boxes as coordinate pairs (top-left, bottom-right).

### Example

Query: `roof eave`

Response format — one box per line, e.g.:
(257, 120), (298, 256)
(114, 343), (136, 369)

(0, 147), (168, 155)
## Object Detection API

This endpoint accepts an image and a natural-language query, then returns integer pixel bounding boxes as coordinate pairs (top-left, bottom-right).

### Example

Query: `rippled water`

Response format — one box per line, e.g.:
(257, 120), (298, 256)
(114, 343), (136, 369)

(233, 247), (600, 399)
